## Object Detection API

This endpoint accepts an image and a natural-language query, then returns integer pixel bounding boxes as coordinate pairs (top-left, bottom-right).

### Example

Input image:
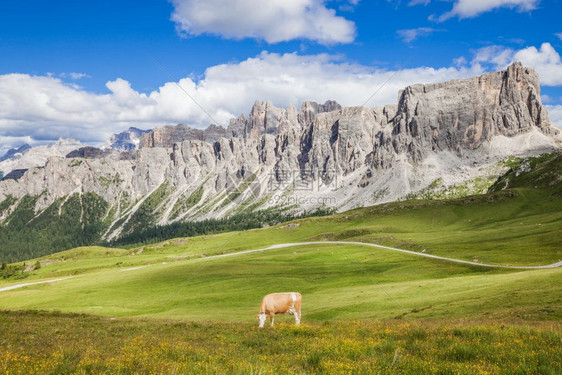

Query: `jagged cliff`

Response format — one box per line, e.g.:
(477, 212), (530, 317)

(0, 63), (559, 242)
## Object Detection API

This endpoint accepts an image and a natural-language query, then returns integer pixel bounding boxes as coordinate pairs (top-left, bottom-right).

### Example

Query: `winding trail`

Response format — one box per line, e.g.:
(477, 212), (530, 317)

(201, 241), (562, 269)
(1, 241), (561, 293)
(0, 277), (72, 292)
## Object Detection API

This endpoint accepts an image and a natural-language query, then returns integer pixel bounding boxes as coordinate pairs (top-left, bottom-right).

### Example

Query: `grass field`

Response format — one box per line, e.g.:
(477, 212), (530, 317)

(1, 311), (561, 374)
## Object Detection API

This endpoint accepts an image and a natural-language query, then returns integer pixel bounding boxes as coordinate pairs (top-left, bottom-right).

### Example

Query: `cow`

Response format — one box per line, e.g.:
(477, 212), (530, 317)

(256, 292), (302, 328)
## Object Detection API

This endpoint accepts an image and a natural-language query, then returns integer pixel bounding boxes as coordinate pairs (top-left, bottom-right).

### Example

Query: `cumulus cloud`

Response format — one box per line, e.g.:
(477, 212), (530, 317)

(428, 0), (540, 21)
(396, 27), (439, 43)
(170, 0), (356, 44)
(0, 52), (486, 150)
(472, 45), (515, 67)
(471, 43), (562, 86)
(58, 72), (90, 80)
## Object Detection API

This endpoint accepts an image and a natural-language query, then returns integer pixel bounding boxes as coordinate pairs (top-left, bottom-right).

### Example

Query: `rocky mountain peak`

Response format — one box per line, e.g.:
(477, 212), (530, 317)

(51, 138), (83, 148)
(387, 62), (558, 162)
(300, 100), (342, 114)
(140, 99), (344, 148)
(109, 127), (150, 151)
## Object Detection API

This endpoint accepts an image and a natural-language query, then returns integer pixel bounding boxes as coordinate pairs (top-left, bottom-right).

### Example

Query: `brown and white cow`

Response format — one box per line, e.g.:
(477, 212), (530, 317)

(257, 292), (302, 328)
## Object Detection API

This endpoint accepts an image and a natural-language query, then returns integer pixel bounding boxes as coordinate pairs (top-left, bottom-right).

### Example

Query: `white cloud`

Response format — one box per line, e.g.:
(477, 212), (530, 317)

(66, 72), (90, 80)
(556, 33), (562, 40)
(541, 94), (552, 103)
(0, 52), (487, 149)
(472, 45), (515, 67)
(471, 43), (562, 86)
(170, 0), (356, 44)
(337, 0), (361, 12)
(435, 0), (539, 21)
(513, 44), (562, 85)
(0, 135), (36, 156)
(546, 105), (562, 127)
(396, 27), (439, 43)
(408, 0), (430, 5)
(453, 56), (467, 66)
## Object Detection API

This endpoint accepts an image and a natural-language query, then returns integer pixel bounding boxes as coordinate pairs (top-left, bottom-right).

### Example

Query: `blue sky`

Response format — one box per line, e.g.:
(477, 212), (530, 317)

(0, 0), (561, 151)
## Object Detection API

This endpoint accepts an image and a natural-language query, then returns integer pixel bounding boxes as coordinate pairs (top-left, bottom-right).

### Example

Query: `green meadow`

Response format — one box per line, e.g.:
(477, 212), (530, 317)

(1, 187), (561, 321)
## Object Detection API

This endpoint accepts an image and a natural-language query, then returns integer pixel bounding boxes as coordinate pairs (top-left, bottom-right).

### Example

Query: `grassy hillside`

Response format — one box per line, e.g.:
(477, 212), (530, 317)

(1, 240), (560, 321)
(490, 151), (562, 195)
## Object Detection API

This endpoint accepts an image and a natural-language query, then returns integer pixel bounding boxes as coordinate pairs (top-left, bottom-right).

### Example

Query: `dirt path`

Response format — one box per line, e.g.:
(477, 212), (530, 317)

(202, 241), (562, 269)
(0, 277), (72, 292)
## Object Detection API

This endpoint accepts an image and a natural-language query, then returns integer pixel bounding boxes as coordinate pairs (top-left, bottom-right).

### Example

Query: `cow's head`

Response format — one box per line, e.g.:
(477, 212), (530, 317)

(256, 313), (266, 328)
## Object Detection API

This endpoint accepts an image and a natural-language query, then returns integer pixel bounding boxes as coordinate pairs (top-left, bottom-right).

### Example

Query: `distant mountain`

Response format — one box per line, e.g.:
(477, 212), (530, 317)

(0, 144), (31, 162)
(108, 127), (150, 151)
(0, 62), (560, 260)
(0, 138), (82, 177)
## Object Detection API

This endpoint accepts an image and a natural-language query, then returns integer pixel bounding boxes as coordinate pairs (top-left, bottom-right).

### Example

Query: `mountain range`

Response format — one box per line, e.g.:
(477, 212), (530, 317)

(0, 62), (560, 260)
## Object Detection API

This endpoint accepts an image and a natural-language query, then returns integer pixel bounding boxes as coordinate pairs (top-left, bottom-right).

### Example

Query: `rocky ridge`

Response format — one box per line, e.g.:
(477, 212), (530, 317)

(0, 139), (83, 177)
(0, 63), (559, 241)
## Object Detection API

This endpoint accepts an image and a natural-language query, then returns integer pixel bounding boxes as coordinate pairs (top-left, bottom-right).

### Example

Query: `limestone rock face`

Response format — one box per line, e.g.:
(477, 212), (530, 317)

(0, 63), (559, 240)
(140, 123), (231, 148)
(66, 147), (108, 159)
(371, 62), (556, 168)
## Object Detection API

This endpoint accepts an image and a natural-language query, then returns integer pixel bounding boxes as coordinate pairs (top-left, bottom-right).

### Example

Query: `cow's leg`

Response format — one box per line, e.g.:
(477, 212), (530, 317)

(270, 314), (275, 327)
(295, 306), (301, 325)
(258, 313), (267, 328)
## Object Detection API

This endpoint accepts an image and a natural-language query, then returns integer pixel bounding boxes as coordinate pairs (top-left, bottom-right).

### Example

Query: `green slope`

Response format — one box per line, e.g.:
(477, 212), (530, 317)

(0, 152), (561, 322)
(1, 241), (560, 321)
